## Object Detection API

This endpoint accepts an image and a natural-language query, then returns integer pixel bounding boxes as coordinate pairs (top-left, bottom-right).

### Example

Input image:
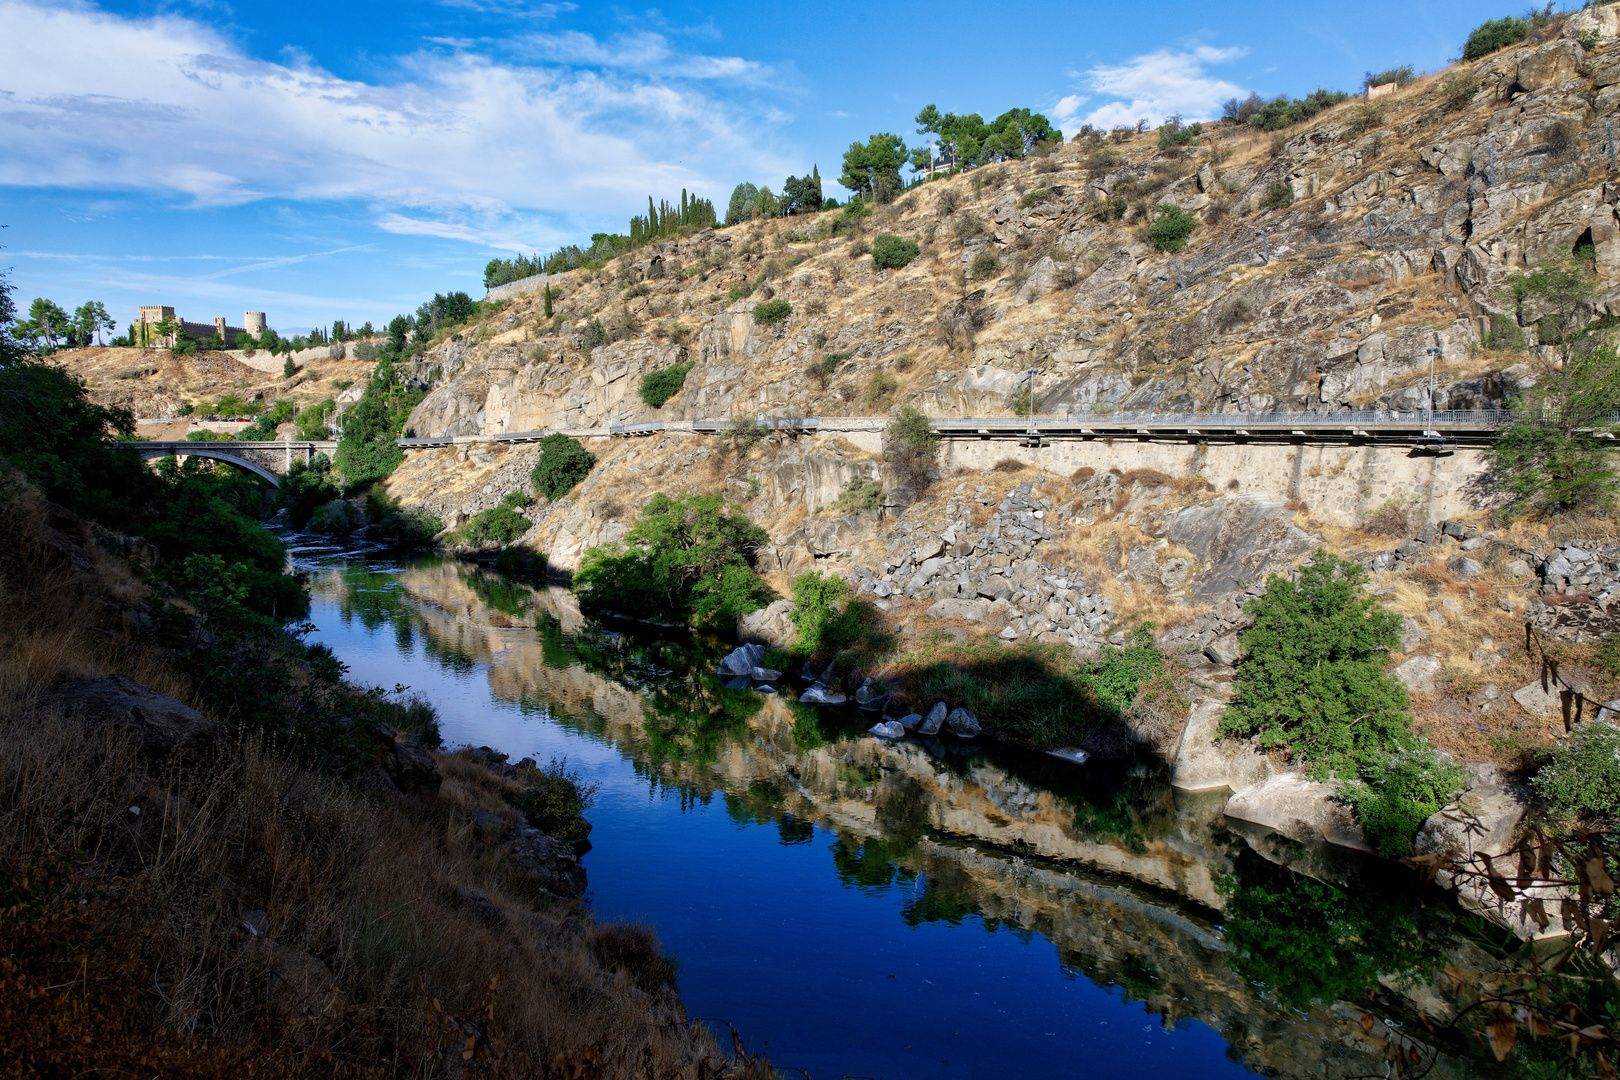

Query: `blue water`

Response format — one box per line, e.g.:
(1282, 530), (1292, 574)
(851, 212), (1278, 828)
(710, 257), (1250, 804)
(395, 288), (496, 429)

(296, 545), (1254, 1080)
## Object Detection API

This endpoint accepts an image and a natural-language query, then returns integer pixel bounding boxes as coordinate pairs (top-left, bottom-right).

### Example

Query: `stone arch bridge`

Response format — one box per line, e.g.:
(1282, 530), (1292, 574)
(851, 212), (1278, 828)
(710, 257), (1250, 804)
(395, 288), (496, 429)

(131, 441), (338, 488)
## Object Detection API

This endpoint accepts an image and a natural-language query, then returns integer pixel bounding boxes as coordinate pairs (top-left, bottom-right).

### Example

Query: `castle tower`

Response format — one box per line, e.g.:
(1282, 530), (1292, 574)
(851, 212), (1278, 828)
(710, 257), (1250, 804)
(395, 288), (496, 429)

(244, 312), (267, 336)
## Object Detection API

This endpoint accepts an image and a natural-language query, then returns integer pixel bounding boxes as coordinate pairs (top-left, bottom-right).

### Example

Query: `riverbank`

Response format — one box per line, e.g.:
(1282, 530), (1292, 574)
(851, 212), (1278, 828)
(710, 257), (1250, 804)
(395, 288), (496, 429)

(0, 479), (749, 1077)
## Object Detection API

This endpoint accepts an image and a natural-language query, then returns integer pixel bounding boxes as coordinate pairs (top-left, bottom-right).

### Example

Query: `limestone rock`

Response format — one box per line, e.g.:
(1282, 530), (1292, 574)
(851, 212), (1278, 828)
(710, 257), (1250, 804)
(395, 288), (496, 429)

(1204, 633), (1244, 666)
(927, 597), (990, 622)
(945, 707), (981, 738)
(738, 599), (797, 649)
(918, 701), (948, 736)
(1392, 655), (1442, 694)
(506, 823), (588, 897)
(869, 720), (905, 739)
(374, 726), (443, 798)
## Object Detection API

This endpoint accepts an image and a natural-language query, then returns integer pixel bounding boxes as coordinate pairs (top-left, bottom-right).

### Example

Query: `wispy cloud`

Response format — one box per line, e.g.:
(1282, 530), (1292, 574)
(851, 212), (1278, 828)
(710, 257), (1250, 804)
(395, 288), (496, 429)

(435, 0), (576, 19)
(1073, 44), (1249, 130)
(0, 0), (791, 247)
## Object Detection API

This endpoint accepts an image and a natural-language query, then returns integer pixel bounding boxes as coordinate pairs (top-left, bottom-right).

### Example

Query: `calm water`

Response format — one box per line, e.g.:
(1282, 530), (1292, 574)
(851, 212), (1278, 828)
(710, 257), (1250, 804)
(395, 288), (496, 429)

(288, 542), (1504, 1080)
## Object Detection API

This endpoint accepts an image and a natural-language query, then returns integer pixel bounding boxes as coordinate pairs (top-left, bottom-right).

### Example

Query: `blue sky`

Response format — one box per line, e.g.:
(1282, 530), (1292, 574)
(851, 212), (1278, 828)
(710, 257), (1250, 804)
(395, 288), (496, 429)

(3, 0), (1498, 334)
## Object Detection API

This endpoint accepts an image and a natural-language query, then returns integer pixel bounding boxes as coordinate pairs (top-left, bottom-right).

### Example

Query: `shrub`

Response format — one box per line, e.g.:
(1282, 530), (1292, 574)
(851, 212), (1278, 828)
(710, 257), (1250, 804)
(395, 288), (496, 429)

(464, 505), (532, 547)
(864, 371), (898, 408)
(1439, 73), (1479, 112)
(790, 572), (868, 656)
(832, 476), (884, 513)
(1361, 65), (1415, 91)
(1217, 551), (1410, 778)
(870, 233), (919, 270)
(1147, 203), (1197, 252)
(638, 362), (694, 408)
(514, 759), (598, 847)
(1463, 16), (1526, 60)
(574, 493), (772, 629)
(530, 433), (595, 501)
(969, 249), (1000, 279)
(1259, 181), (1295, 210)
(1533, 722), (1620, 826)
(1343, 748), (1466, 857)
(752, 298), (792, 326)
(885, 405), (938, 491)
(1155, 115), (1200, 150)
(282, 355), (296, 378)
(581, 318), (607, 355)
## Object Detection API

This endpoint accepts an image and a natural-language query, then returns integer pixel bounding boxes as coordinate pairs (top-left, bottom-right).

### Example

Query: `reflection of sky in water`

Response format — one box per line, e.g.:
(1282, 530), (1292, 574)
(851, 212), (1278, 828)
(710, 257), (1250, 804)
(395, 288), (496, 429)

(298, 545), (1255, 1079)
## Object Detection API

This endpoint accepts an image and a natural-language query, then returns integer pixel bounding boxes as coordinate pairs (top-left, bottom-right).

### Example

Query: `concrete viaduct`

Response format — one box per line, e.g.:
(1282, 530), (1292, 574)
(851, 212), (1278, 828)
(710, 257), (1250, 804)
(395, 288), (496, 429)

(132, 441), (338, 488)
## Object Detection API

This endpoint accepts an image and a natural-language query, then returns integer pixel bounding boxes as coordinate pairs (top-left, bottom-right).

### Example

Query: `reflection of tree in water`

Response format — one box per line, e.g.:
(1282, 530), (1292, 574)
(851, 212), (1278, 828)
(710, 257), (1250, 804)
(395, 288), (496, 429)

(1065, 765), (1178, 850)
(1219, 847), (1433, 1011)
(534, 614), (762, 767)
(724, 782), (817, 846)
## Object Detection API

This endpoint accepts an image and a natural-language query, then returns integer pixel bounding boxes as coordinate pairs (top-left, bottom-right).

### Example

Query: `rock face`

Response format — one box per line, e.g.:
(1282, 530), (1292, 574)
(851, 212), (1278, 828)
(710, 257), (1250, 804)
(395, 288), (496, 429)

(1392, 655), (1441, 694)
(505, 822), (588, 898)
(1164, 497), (1321, 604)
(47, 674), (227, 763)
(374, 726), (443, 798)
(737, 599), (797, 648)
(1224, 773), (1371, 854)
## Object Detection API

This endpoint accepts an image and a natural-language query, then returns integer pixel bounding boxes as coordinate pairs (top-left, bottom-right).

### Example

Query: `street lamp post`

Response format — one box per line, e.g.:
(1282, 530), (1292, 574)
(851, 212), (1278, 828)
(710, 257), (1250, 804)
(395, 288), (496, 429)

(1025, 368), (1039, 440)
(1425, 346), (1441, 437)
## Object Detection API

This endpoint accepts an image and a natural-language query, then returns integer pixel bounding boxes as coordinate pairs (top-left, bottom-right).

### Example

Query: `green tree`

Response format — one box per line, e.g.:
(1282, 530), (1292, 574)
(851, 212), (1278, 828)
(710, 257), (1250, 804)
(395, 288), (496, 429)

(840, 133), (908, 202)
(575, 493), (772, 628)
(725, 183), (760, 226)
(283, 354), (297, 378)
(530, 433), (595, 501)
(885, 405), (938, 491)
(1217, 551), (1410, 778)
(1155, 114), (1200, 150)
(1463, 16), (1527, 60)
(21, 298), (71, 352)
(1486, 258), (1620, 515)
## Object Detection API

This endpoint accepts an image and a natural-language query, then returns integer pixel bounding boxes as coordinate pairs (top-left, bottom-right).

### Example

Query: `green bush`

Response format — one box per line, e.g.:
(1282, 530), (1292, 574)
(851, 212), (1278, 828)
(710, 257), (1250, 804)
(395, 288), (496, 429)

(282, 355), (296, 378)
(886, 405), (939, 490)
(581, 318), (607, 355)
(530, 433), (595, 501)
(513, 759), (597, 847)
(1534, 723), (1620, 825)
(790, 572), (868, 655)
(1217, 552), (1410, 778)
(1463, 16), (1526, 60)
(1155, 116), (1199, 150)
(212, 393), (250, 417)
(1259, 181), (1295, 210)
(752, 298), (792, 326)
(638, 362), (694, 408)
(1147, 203), (1197, 252)
(575, 492), (773, 629)
(832, 476), (884, 512)
(969, 250), (1000, 279)
(464, 505), (532, 547)
(1343, 748), (1466, 856)
(870, 233), (920, 270)
(864, 371), (898, 407)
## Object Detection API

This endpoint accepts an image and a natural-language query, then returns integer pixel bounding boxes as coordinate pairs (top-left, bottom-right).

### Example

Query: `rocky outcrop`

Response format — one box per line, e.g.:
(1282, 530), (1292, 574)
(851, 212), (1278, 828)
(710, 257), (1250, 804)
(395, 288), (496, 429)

(1224, 773), (1372, 854)
(46, 673), (228, 763)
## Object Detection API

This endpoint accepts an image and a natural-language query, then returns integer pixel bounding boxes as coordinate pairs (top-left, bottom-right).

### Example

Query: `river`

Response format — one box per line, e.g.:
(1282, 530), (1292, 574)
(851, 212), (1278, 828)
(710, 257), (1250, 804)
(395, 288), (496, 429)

(290, 541), (1533, 1080)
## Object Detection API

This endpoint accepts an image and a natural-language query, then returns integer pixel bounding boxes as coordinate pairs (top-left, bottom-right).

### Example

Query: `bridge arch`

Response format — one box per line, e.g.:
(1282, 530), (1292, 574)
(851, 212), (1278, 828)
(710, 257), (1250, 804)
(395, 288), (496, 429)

(137, 447), (282, 488)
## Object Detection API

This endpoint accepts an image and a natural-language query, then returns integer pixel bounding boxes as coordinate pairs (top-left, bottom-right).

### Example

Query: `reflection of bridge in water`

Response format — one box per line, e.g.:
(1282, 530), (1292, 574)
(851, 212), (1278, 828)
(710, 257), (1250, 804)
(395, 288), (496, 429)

(131, 440), (338, 488)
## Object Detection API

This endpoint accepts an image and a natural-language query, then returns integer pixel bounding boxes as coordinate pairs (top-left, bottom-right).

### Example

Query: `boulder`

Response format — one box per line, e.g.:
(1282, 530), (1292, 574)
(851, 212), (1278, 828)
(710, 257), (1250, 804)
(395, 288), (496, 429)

(1204, 633), (1244, 666)
(896, 713), (923, 730)
(47, 673), (227, 763)
(1511, 680), (1561, 717)
(945, 708), (981, 738)
(926, 597), (990, 622)
(374, 726), (443, 798)
(918, 701), (948, 736)
(869, 720), (905, 739)
(1392, 655), (1442, 694)
(913, 535), (947, 562)
(1400, 616), (1429, 652)
(737, 599), (797, 649)
(506, 822), (588, 898)
(1224, 773), (1372, 853)
(854, 681), (888, 710)
(1164, 496), (1321, 603)
(1447, 556), (1483, 581)
(799, 686), (848, 706)
(718, 643), (767, 677)
(1516, 40), (1584, 93)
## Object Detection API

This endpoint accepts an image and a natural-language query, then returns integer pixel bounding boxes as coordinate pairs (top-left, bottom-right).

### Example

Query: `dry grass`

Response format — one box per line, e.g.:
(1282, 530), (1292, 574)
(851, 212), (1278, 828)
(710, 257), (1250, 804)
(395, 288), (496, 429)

(0, 480), (731, 1079)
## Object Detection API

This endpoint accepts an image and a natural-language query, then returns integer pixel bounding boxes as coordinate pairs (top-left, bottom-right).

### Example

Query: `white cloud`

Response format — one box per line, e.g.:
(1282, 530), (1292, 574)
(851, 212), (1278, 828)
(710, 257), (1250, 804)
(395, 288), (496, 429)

(1076, 44), (1248, 130)
(0, 0), (791, 245)
(1050, 93), (1087, 127)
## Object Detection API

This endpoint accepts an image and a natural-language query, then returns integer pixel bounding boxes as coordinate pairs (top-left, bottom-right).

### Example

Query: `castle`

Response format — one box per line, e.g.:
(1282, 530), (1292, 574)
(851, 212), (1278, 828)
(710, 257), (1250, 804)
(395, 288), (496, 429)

(136, 306), (266, 348)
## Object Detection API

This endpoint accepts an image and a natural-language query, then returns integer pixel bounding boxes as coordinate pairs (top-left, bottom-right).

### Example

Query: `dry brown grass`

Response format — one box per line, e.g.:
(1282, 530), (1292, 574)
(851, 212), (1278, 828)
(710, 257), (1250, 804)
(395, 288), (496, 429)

(0, 479), (730, 1079)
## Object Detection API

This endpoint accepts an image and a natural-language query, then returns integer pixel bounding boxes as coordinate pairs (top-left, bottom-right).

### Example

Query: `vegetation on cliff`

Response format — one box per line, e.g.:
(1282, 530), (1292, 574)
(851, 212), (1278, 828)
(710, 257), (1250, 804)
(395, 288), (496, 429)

(576, 492), (772, 628)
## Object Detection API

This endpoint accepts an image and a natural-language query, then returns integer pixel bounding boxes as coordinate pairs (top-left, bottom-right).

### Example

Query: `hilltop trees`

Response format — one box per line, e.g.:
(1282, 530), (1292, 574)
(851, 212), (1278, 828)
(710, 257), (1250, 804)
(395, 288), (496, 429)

(725, 183), (760, 226)
(1464, 16), (1528, 59)
(840, 133), (908, 203)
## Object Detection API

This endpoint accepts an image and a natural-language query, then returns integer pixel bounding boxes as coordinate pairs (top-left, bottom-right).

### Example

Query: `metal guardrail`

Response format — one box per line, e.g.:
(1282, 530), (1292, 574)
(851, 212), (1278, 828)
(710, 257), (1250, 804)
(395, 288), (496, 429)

(384, 409), (1537, 449)
(131, 440), (339, 451)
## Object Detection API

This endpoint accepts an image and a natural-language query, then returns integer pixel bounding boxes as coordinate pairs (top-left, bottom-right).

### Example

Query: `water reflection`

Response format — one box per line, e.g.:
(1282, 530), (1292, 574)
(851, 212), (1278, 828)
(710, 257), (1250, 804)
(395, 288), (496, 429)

(299, 548), (1550, 1080)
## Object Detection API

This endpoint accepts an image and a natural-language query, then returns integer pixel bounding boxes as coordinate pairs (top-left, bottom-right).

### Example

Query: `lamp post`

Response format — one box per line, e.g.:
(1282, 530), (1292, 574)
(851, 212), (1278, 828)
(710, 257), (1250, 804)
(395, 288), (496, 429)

(1024, 368), (1040, 443)
(1425, 346), (1441, 437)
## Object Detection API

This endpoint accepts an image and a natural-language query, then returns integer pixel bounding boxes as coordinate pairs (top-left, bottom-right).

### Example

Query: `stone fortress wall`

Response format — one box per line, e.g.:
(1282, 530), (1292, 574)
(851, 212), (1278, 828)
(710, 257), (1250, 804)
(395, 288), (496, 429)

(136, 305), (260, 348)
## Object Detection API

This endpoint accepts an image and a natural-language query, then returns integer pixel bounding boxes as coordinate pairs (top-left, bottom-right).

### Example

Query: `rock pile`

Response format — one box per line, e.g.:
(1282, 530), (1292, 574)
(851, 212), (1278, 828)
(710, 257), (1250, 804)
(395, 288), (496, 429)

(850, 481), (1115, 653)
